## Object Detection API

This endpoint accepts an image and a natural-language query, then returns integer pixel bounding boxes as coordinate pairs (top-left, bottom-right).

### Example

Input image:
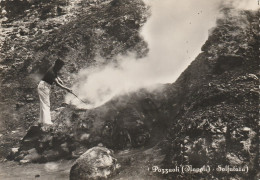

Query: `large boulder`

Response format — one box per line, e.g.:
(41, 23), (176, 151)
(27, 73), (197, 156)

(70, 146), (120, 180)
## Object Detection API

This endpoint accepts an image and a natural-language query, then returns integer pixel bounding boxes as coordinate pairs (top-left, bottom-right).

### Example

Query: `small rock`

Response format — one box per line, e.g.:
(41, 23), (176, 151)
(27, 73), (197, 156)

(248, 74), (258, 80)
(226, 153), (243, 165)
(26, 97), (34, 102)
(16, 102), (25, 108)
(23, 148), (41, 162)
(20, 159), (30, 164)
(97, 143), (103, 147)
(80, 133), (90, 141)
(44, 162), (59, 172)
(61, 143), (69, 153)
(35, 174), (40, 178)
(11, 148), (19, 154)
(242, 127), (251, 131)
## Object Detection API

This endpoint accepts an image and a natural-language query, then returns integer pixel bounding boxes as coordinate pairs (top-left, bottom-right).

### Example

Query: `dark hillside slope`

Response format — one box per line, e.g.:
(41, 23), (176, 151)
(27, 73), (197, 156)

(163, 9), (259, 180)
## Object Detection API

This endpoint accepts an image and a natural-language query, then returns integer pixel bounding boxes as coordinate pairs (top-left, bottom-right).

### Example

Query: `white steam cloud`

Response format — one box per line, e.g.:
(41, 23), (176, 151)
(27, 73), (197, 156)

(66, 0), (258, 109)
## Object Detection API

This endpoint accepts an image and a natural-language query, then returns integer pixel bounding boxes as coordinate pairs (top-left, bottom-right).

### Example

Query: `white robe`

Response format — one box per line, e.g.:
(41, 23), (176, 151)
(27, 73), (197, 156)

(37, 80), (53, 124)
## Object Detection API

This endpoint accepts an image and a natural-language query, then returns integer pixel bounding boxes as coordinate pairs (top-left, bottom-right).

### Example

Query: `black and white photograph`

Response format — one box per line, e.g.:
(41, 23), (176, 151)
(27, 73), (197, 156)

(0, 0), (259, 179)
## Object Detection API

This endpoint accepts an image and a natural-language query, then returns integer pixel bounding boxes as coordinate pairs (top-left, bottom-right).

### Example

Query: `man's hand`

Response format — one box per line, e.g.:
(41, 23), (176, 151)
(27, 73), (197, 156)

(55, 78), (72, 93)
(57, 77), (64, 85)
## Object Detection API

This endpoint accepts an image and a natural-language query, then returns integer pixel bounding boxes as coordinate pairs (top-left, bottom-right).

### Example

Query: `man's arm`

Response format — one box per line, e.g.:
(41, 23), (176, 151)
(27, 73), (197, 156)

(54, 77), (72, 93)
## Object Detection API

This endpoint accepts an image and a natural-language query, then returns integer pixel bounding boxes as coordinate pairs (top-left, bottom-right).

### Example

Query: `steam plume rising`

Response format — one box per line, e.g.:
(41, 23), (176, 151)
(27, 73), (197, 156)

(66, 0), (258, 109)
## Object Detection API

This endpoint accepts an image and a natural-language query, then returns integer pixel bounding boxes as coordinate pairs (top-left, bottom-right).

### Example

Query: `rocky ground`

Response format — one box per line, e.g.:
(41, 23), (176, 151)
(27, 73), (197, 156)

(163, 9), (259, 180)
(0, 0), (259, 180)
(0, 160), (73, 180)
